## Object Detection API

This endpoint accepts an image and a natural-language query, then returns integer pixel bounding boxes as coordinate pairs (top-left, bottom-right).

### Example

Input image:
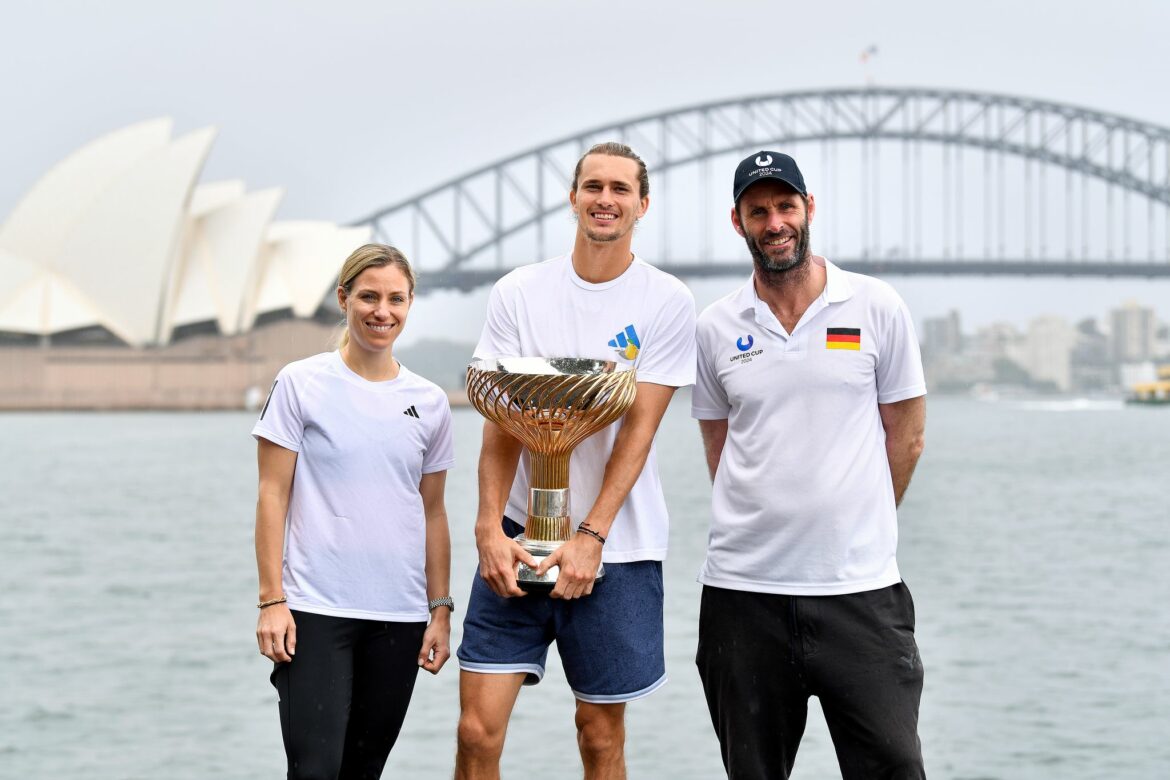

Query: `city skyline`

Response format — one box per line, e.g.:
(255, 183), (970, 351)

(919, 299), (1166, 394)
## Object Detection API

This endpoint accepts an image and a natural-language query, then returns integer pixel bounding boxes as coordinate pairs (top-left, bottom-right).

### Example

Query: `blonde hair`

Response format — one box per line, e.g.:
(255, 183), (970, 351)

(336, 243), (416, 349)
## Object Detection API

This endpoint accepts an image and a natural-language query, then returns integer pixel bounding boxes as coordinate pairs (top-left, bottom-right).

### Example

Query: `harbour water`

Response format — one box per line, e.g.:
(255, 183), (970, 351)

(1, 396), (1168, 778)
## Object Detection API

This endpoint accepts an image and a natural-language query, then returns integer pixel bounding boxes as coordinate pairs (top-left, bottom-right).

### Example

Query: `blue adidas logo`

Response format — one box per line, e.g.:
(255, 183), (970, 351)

(608, 325), (641, 360)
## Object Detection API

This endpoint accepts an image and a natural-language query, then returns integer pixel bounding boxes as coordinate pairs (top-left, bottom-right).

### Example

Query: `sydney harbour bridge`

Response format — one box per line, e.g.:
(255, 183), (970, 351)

(354, 87), (1170, 292)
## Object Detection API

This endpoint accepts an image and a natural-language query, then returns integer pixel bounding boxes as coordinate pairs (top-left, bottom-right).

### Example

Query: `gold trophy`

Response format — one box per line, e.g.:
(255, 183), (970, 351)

(466, 357), (637, 589)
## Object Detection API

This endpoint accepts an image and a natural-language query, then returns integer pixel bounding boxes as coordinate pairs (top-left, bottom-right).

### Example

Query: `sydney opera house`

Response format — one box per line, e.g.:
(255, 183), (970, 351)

(0, 119), (371, 409)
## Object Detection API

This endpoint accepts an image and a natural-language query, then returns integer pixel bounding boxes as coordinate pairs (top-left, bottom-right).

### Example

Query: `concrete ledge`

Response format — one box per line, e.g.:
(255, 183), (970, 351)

(0, 320), (337, 410)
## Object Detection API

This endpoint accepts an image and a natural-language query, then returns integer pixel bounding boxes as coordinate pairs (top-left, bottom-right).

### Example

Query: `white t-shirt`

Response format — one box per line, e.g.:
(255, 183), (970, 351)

(252, 351), (455, 621)
(474, 253), (697, 563)
(692, 259), (926, 595)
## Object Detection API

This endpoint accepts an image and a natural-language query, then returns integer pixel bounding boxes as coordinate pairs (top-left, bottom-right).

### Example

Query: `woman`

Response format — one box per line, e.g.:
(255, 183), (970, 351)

(252, 243), (455, 779)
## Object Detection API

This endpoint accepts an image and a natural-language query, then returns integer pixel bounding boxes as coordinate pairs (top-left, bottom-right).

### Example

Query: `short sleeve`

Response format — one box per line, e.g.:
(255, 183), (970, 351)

(635, 285), (697, 387)
(422, 395), (456, 474)
(875, 294), (927, 405)
(473, 281), (520, 359)
(251, 368), (304, 452)
(691, 323), (730, 419)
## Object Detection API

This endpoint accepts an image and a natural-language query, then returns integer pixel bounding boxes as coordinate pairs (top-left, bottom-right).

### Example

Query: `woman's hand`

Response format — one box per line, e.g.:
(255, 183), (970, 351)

(257, 603), (297, 663)
(417, 610), (451, 675)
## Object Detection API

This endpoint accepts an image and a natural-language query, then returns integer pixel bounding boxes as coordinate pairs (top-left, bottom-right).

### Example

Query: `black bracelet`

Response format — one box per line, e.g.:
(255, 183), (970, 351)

(576, 525), (606, 545)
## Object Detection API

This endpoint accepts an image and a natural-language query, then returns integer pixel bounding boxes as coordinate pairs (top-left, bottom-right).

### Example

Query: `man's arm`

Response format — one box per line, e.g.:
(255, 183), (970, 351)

(878, 395), (926, 506)
(698, 418), (728, 482)
(474, 420), (537, 598)
(535, 382), (677, 599)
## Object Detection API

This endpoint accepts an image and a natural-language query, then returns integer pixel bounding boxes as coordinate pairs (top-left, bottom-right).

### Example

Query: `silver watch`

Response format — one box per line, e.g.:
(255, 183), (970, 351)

(428, 596), (455, 613)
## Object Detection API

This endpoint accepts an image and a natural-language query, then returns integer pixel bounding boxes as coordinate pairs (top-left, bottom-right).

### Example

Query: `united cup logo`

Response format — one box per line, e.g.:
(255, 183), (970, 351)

(755, 154), (773, 167)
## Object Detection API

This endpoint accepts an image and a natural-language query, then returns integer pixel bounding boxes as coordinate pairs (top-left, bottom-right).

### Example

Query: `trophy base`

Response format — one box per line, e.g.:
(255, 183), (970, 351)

(515, 536), (605, 592)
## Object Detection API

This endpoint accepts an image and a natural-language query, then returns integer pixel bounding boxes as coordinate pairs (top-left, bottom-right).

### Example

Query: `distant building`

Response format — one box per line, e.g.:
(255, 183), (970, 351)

(1024, 316), (1077, 392)
(1109, 301), (1156, 364)
(1070, 318), (1112, 391)
(921, 309), (963, 358)
(1119, 361), (1158, 390)
(974, 322), (1026, 365)
(1154, 321), (1170, 361)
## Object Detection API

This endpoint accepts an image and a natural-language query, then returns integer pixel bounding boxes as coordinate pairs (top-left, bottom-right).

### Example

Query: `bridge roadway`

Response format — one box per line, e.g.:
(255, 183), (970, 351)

(417, 258), (1170, 292)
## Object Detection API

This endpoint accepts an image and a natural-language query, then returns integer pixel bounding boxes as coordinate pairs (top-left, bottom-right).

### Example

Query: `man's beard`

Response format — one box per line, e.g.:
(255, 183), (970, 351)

(582, 224), (622, 243)
(575, 214), (637, 243)
(746, 218), (811, 284)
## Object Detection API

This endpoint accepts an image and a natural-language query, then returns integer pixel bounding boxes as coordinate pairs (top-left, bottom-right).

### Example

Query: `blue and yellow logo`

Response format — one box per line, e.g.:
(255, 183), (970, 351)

(608, 325), (641, 360)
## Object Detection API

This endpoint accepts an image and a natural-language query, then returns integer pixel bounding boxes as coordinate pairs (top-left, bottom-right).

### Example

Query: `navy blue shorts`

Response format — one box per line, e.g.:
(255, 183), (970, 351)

(457, 517), (667, 704)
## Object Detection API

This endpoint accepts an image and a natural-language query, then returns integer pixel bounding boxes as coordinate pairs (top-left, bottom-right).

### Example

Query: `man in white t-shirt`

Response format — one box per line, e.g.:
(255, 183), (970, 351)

(692, 151), (928, 779)
(455, 142), (696, 779)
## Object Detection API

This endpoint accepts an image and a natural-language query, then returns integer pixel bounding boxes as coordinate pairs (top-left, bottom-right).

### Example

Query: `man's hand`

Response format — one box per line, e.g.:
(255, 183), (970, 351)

(476, 525), (538, 598)
(536, 532), (603, 600)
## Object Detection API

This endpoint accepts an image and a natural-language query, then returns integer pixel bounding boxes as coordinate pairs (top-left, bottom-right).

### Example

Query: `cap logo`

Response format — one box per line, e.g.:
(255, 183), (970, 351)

(755, 154), (773, 167)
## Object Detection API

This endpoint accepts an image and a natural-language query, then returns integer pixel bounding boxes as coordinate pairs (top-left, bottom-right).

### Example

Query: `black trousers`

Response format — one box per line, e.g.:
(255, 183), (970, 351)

(271, 610), (426, 780)
(696, 583), (925, 780)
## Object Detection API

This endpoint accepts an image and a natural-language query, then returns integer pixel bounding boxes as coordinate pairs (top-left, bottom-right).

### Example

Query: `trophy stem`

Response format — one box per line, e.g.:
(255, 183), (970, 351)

(520, 450), (604, 590)
(530, 451), (570, 490)
(526, 452), (571, 543)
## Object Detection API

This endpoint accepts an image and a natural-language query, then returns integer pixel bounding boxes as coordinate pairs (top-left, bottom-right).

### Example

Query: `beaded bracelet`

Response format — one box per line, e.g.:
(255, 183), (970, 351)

(576, 525), (606, 545)
(257, 596), (287, 609)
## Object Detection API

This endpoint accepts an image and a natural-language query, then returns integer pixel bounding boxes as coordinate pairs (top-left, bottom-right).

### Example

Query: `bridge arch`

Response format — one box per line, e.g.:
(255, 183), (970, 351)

(356, 87), (1170, 287)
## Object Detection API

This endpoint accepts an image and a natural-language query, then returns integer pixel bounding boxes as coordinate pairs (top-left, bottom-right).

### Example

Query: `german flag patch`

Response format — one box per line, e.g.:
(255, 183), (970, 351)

(826, 327), (861, 350)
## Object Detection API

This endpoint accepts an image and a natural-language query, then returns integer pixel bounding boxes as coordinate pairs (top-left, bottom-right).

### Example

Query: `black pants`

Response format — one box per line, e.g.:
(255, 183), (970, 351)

(271, 610), (426, 780)
(696, 583), (925, 780)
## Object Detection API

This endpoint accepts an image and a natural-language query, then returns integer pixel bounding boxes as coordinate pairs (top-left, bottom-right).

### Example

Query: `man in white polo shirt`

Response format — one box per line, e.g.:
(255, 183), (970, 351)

(692, 151), (927, 780)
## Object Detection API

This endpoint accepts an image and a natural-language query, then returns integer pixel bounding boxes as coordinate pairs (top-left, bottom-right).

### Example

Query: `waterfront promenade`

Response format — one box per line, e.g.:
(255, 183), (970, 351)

(0, 319), (470, 411)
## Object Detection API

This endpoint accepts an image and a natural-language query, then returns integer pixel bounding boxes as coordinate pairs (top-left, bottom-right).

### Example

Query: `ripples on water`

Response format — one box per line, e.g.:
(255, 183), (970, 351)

(1, 398), (1167, 778)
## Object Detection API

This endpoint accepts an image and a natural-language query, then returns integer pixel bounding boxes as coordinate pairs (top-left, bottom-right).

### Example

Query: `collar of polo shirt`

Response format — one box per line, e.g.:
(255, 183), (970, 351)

(735, 257), (856, 317)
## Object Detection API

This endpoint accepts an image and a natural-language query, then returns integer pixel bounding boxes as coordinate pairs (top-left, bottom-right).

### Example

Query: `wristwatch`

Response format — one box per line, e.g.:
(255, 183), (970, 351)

(428, 596), (455, 613)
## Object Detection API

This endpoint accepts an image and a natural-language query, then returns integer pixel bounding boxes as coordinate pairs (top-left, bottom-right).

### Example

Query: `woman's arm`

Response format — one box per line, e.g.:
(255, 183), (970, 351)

(255, 438), (298, 662)
(417, 470), (452, 674)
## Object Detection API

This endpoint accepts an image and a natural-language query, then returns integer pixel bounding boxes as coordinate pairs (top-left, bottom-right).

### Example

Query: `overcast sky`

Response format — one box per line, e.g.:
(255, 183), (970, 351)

(3, 0), (1167, 344)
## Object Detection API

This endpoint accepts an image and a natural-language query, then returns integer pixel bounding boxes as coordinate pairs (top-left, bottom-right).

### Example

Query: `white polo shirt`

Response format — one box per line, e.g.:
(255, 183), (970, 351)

(691, 258), (926, 596)
(252, 351), (455, 621)
(475, 253), (697, 563)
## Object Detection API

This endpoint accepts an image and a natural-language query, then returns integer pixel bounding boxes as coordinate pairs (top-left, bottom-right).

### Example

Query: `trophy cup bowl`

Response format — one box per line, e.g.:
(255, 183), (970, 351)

(466, 357), (638, 590)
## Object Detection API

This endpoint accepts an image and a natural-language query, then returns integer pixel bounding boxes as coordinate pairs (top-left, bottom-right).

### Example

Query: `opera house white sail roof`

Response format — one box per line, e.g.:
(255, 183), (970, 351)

(0, 119), (371, 346)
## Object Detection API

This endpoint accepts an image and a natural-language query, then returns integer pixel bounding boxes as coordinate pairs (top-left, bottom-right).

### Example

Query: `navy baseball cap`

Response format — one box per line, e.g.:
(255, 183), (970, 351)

(732, 151), (807, 203)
